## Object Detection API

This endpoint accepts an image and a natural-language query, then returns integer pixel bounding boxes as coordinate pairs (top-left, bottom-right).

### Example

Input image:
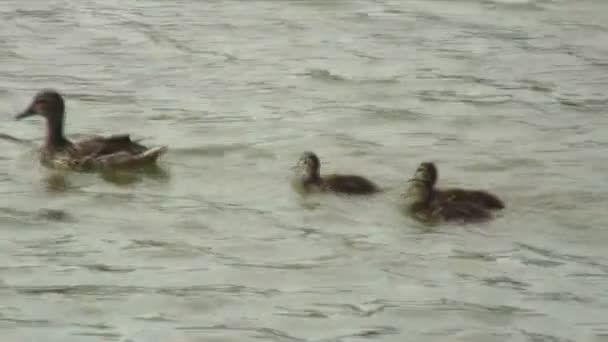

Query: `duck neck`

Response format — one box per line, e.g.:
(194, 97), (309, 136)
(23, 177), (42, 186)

(304, 171), (321, 185)
(404, 179), (431, 208)
(45, 114), (69, 149)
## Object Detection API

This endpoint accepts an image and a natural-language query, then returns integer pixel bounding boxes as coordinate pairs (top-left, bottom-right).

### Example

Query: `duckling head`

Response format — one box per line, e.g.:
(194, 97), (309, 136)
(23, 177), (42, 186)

(414, 162), (438, 186)
(403, 162), (436, 207)
(293, 151), (321, 182)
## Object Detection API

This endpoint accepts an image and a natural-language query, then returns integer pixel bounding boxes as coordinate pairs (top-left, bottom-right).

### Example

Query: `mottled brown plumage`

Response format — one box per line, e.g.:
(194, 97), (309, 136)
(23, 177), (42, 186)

(15, 89), (167, 171)
(402, 162), (493, 224)
(418, 162), (505, 210)
(292, 151), (381, 195)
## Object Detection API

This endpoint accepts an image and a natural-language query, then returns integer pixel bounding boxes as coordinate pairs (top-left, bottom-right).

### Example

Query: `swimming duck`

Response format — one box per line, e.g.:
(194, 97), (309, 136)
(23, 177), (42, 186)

(402, 162), (492, 224)
(15, 89), (167, 171)
(418, 162), (505, 210)
(291, 151), (381, 195)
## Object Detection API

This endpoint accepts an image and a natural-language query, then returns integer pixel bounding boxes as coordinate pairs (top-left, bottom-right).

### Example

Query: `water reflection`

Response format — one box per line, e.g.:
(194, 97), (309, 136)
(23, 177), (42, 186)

(98, 163), (171, 186)
(0, 132), (34, 146)
(42, 163), (171, 191)
(43, 172), (72, 193)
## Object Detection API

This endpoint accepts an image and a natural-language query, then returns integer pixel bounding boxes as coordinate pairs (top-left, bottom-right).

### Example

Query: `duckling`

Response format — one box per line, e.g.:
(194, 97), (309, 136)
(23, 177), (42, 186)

(291, 151), (381, 195)
(402, 162), (492, 224)
(14, 89), (167, 171)
(419, 162), (505, 210)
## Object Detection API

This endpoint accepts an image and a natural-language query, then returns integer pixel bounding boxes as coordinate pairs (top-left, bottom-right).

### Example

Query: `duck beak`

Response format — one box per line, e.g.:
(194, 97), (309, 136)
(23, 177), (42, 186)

(15, 103), (36, 120)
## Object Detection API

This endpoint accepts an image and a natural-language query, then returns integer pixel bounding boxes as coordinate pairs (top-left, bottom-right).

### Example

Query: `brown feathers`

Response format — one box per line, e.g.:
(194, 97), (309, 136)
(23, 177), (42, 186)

(292, 151), (381, 195)
(16, 89), (167, 171)
(403, 162), (503, 224)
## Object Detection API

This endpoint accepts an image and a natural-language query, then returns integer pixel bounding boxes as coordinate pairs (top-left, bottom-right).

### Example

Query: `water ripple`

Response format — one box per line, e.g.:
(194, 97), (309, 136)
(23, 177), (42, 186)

(1, 0), (607, 340)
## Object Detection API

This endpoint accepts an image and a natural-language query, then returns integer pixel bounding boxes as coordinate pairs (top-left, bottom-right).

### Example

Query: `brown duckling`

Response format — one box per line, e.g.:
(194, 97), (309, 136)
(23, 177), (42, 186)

(402, 162), (492, 224)
(419, 162), (505, 210)
(15, 89), (167, 171)
(292, 151), (381, 195)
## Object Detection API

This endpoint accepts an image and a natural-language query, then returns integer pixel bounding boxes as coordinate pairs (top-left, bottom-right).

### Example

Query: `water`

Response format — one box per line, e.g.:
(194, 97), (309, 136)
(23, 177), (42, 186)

(0, 0), (607, 341)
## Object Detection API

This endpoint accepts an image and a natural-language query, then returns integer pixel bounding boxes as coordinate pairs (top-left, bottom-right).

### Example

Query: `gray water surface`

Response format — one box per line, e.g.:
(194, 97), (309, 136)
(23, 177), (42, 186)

(1, 0), (607, 341)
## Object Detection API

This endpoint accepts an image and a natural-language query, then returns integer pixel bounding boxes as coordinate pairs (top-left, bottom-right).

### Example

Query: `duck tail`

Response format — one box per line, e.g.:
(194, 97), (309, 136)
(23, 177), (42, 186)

(473, 191), (505, 210)
(97, 146), (168, 169)
(140, 146), (168, 161)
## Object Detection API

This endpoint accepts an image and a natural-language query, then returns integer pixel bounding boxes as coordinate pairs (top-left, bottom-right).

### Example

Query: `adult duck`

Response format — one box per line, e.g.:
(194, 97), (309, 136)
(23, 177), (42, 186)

(291, 151), (381, 195)
(15, 89), (167, 171)
(402, 162), (492, 224)
(417, 162), (505, 210)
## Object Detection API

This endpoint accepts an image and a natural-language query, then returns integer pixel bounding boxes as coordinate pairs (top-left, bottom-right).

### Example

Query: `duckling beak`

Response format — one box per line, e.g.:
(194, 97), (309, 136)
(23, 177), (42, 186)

(15, 103), (36, 120)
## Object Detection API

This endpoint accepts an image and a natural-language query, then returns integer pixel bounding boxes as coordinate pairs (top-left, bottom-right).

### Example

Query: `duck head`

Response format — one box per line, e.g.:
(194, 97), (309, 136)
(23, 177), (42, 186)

(414, 162), (438, 186)
(403, 162), (435, 206)
(16, 89), (65, 121)
(293, 151), (321, 182)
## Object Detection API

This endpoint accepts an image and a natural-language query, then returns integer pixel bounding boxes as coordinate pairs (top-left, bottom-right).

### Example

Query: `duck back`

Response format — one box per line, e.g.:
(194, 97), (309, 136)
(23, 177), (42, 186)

(431, 200), (492, 223)
(74, 134), (148, 157)
(323, 174), (380, 194)
(434, 188), (504, 210)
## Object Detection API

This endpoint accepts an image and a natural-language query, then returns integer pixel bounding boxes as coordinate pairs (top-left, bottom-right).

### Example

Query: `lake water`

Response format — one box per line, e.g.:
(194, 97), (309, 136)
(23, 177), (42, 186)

(1, 0), (607, 341)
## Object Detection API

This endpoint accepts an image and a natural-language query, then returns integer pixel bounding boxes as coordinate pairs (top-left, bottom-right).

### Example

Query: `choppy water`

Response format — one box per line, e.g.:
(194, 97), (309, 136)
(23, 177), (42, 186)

(1, 0), (607, 341)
